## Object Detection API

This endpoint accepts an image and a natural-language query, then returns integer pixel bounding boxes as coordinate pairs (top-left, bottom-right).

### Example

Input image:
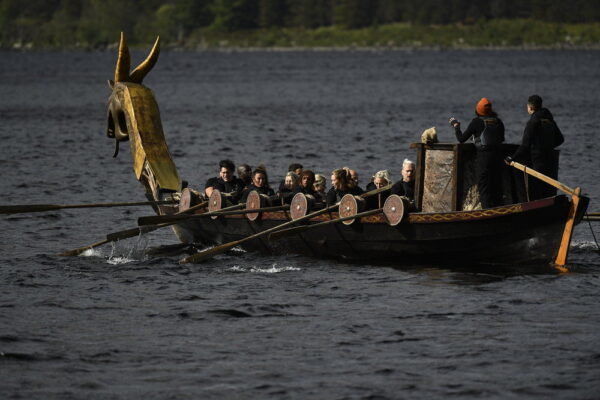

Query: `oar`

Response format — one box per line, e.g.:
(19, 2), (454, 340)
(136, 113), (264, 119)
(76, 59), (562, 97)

(0, 200), (176, 215)
(507, 160), (576, 196)
(179, 184), (392, 264)
(268, 208), (383, 241)
(58, 223), (172, 256)
(59, 200), (209, 256)
(138, 204), (289, 226)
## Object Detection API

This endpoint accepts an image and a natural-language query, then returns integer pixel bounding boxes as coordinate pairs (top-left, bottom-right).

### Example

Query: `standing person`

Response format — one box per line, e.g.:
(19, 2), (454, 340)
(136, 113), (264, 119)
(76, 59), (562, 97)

(450, 97), (505, 208)
(391, 159), (416, 200)
(507, 95), (564, 200)
(204, 159), (245, 202)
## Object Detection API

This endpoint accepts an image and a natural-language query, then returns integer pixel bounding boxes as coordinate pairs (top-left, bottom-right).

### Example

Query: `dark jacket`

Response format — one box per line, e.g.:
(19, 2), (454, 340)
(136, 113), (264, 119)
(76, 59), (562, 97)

(205, 176), (245, 202)
(455, 116), (505, 148)
(512, 108), (564, 166)
(326, 186), (363, 206)
(240, 184), (275, 203)
(391, 180), (415, 200)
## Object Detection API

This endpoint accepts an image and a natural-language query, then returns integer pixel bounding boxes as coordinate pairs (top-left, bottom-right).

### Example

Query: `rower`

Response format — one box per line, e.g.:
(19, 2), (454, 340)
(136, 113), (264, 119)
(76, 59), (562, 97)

(240, 168), (275, 203)
(204, 159), (245, 203)
(326, 168), (363, 206)
(367, 170), (392, 209)
(391, 159), (415, 200)
(277, 171), (300, 203)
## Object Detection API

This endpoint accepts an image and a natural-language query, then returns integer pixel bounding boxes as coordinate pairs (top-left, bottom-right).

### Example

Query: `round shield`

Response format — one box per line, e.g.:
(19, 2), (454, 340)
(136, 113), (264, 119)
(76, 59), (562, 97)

(208, 189), (224, 219)
(383, 194), (406, 226)
(178, 188), (191, 212)
(245, 190), (262, 221)
(339, 194), (365, 225)
(290, 192), (309, 221)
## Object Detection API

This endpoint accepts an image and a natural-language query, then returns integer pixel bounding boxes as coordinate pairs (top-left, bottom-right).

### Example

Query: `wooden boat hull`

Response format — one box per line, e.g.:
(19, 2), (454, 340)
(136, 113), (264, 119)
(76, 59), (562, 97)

(166, 196), (574, 266)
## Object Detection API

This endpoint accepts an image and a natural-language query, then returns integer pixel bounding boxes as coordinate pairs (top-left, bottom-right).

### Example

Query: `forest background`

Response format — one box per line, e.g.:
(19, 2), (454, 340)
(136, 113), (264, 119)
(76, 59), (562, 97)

(2, 0), (600, 49)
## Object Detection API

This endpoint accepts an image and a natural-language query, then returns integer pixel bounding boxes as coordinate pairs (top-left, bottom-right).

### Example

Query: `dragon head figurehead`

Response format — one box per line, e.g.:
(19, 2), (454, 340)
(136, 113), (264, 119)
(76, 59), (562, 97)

(107, 33), (180, 198)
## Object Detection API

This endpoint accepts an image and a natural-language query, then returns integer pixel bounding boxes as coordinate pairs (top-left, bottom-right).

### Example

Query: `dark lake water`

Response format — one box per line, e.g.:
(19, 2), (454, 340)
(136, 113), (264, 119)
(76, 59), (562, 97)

(1, 49), (599, 399)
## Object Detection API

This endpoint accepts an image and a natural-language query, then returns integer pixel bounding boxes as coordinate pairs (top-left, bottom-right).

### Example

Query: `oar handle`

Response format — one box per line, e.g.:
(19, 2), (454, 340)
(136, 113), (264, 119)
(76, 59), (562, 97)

(138, 202), (265, 226)
(508, 161), (576, 196)
(269, 208), (383, 241)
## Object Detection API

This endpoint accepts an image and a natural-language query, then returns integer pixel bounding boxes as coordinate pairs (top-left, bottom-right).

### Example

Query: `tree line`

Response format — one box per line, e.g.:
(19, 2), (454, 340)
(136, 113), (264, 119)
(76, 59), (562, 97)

(2, 0), (600, 47)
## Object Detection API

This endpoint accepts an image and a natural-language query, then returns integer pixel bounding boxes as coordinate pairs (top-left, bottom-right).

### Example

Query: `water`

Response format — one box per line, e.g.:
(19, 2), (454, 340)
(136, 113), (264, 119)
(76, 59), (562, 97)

(1, 49), (599, 399)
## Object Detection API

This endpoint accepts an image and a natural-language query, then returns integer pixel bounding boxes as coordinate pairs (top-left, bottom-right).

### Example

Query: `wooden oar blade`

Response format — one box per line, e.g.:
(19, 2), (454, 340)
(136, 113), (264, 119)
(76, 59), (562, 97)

(0, 204), (62, 214)
(180, 241), (240, 264)
(58, 239), (110, 256)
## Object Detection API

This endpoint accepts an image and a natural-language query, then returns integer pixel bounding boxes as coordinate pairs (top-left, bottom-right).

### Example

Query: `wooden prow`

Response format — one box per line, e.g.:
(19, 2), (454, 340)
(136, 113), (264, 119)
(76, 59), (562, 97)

(114, 32), (160, 84)
(108, 33), (180, 198)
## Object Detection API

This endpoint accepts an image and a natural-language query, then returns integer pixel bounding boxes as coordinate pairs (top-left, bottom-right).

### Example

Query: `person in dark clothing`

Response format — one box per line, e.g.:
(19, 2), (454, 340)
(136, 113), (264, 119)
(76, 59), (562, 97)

(347, 168), (365, 195)
(506, 95), (564, 200)
(314, 174), (327, 199)
(237, 164), (252, 187)
(277, 171), (299, 203)
(240, 168), (275, 203)
(391, 159), (416, 200)
(326, 168), (362, 206)
(450, 97), (505, 209)
(367, 170), (392, 209)
(296, 170), (317, 195)
(204, 159), (245, 203)
(278, 163), (303, 193)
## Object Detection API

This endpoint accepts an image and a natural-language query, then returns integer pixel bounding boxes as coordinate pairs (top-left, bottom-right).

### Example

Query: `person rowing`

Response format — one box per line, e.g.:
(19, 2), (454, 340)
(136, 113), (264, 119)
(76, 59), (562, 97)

(326, 168), (363, 206)
(367, 170), (393, 209)
(240, 168), (275, 203)
(204, 159), (245, 203)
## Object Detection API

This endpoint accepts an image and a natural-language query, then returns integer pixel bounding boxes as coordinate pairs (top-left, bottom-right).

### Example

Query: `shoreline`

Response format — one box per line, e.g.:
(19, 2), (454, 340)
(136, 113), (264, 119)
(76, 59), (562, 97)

(3, 43), (600, 52)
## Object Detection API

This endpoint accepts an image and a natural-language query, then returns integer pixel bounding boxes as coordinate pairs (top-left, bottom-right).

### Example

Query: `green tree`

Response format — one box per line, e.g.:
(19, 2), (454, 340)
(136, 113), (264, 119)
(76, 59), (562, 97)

(259, 0), (287, 28)
(332, 0), (374, 28)
(210, 0), (259, 31)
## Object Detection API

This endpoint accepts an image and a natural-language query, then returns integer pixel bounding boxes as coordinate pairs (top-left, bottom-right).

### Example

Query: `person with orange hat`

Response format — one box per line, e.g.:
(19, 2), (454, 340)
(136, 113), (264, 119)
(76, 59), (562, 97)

(449, 98), (505, 209)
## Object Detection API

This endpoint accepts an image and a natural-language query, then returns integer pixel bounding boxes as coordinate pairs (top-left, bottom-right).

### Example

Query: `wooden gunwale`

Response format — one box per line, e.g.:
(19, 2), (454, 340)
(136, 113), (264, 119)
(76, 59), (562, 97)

(184, 196), (562, 225)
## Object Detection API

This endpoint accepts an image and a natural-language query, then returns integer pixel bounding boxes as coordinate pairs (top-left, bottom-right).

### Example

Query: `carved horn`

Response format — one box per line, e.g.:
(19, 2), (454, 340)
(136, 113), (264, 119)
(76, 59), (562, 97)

(114, 32), (131, 83)
(129, 36), (160, 84)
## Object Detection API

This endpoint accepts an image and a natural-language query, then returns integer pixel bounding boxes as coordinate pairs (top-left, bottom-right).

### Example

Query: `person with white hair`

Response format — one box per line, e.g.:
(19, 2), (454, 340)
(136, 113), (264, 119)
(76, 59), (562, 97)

(391, 159), (415, 200)
(313, 174), (327, 201)
(367, 169), (393, 209)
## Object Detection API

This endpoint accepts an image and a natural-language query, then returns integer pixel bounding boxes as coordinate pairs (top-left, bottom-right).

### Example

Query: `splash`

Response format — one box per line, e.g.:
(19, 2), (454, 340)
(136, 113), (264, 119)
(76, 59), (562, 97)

(229, 263), (301, 273)
(106, 234), (150, 264)
(570, 240), (600, 251)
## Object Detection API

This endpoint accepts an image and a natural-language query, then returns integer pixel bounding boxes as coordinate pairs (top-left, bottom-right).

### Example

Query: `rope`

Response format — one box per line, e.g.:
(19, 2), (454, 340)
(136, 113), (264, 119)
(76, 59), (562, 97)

(586, 211), (600, 252)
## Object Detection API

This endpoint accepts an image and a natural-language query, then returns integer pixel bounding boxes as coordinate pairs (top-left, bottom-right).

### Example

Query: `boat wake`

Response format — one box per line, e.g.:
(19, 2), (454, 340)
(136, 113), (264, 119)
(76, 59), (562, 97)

(228, 264), (301, 274)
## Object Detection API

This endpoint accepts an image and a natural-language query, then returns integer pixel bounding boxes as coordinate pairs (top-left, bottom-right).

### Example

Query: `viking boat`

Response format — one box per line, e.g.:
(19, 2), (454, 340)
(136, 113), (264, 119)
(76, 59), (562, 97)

(106, 34), (588, 267)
